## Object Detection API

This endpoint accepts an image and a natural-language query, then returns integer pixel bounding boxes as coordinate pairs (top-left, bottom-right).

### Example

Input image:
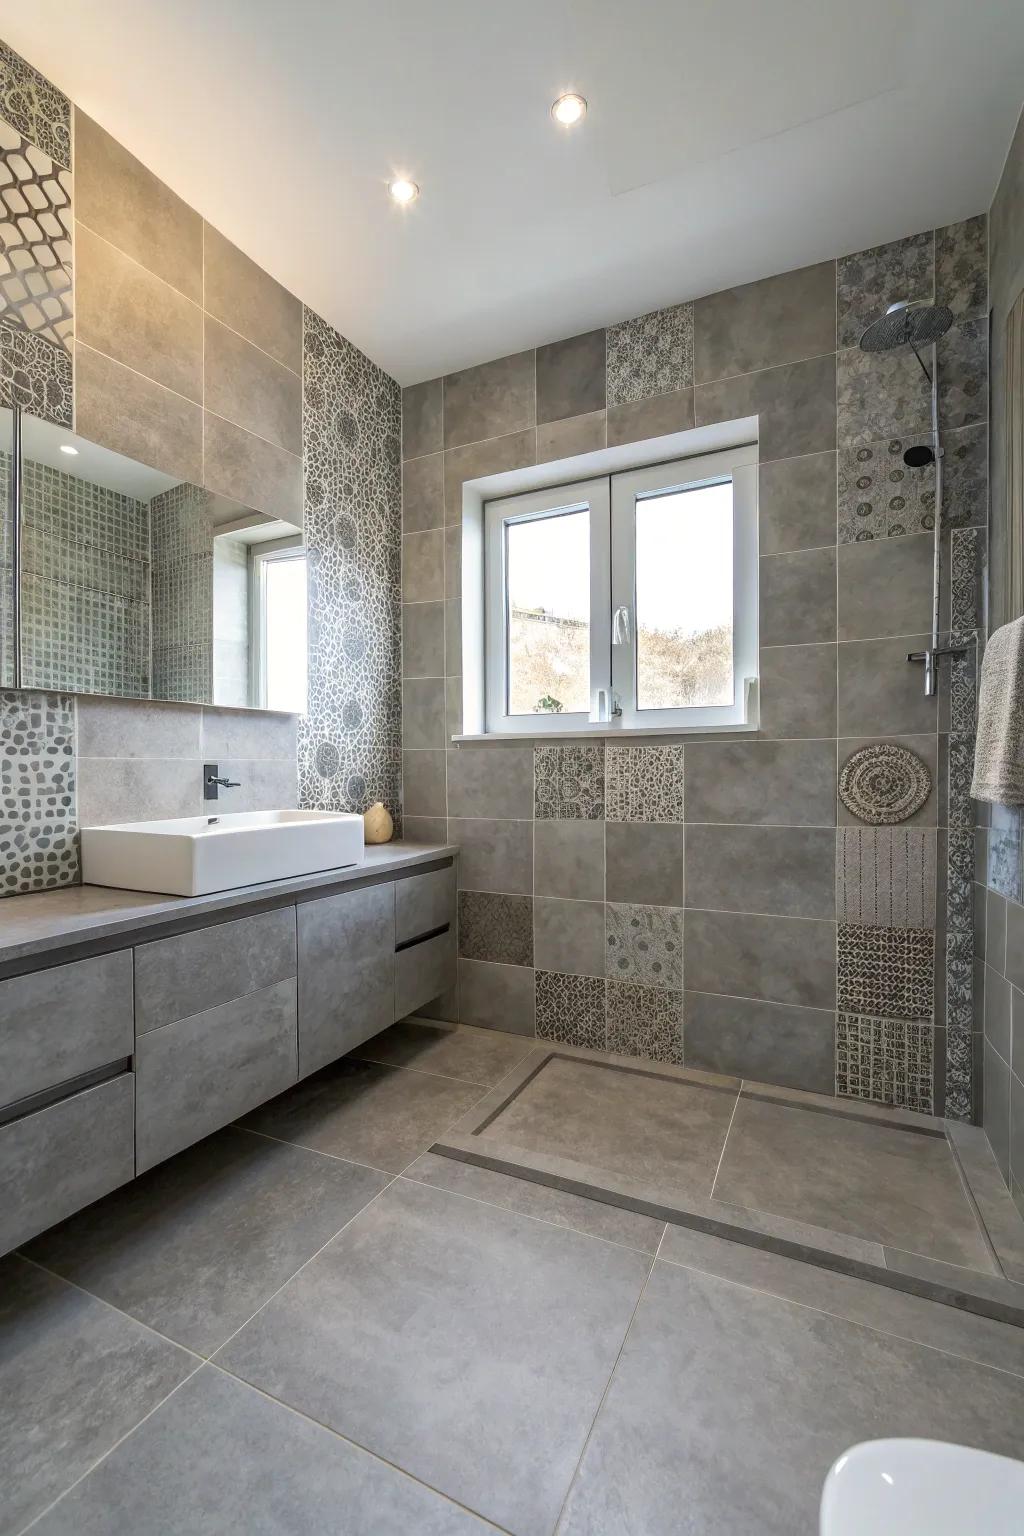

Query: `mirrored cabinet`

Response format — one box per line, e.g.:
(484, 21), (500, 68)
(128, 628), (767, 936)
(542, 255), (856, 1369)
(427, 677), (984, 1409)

(0, 405), (307, 712)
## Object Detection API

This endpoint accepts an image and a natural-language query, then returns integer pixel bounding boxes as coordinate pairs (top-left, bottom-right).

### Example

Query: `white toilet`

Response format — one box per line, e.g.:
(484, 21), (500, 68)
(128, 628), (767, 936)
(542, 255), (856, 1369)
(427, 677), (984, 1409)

(820, 1439), (1024, 1534)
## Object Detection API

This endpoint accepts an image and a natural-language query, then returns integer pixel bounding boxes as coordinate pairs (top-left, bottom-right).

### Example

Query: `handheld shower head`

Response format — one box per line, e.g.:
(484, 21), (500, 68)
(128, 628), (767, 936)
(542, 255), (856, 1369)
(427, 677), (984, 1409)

(859, 299), (954, 354)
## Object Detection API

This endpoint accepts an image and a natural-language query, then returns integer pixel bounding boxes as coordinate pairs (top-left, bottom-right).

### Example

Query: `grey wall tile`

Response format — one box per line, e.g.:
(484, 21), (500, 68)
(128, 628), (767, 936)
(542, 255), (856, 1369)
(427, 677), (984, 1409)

(202, 223), (301, 372)
(938, 316), (988, 431)
(537, 410), (606, 461)
(402, 529), (445, 603)
(987, 888), (1008, 974)
(215, 757), (299, 812)
(536, 328), (606, 423)
(445, 675), (462, 739)
(684, 991), (836, 1094)
(535, 897), (606, 977)
(758, 644), (837, 739)
(402, 602), (445, 678)
(1006, 902), (1024, 992)
(606, 822), (684, 907)
(837, 231), (933, 349)
(203, 316), (302, 455)
(837, 533), (934, 641)
(402, 452), (444, 533)
(444, 524), (461, 599)
(686, 825), (836, 919)
(606, 388), (694, 447)
(77, 756), (198, 825)
(758, 452), (837, 555)
(403, 679), (446, 750)
(450, 817), (533, 894)
(447, 746), (533, 820)
(837, 635), (938, 737)
(458, 890), (533, 966)
(935, 215), (987, 320)
(203, 412), (302, 526)
(685, 740), (836, 826)
(443, 430), (536, 524)
(695, 353), (836, 461)
(402, 378), (443, 459)
(443, 350), (535, 449)
(985, 969), (1012, 1063)
(836, 345), (931, 446)
(984, 1041), (1011, 1181)
(404, 816), (447, 844)
(75, 342), (203, 482)
(201, 708), (296, 762)
(402, 750), (447, 817)
(693, 261), (835, 383)
(77, 697), (201, 759)
(458, 958), (536, 1035)
(445, 599), (462, 675)
(534, 819), (605, 900)
(760, 547), (837, 646)
(685, 909), (837, 1008)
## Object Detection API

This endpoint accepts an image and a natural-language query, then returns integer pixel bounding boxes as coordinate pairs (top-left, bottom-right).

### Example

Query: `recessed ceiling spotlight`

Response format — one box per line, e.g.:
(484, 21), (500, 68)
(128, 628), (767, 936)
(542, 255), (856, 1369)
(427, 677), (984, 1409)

(59, 444), (78, 455)
(388, 177), (419, 205)
(551, 92), (587, 126)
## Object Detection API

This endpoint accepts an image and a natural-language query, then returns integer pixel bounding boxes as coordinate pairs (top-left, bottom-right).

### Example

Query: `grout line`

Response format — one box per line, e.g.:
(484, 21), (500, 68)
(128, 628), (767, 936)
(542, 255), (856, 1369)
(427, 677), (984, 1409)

(13, 1252), (205, 1362)
(709, 1090), (742, 1199)
(235, 1124), (395, 1179)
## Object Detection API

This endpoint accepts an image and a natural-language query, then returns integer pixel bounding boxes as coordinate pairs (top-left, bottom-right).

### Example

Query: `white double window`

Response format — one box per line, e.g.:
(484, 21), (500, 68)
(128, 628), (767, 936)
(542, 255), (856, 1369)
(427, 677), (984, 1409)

(483, 446), (757, 733)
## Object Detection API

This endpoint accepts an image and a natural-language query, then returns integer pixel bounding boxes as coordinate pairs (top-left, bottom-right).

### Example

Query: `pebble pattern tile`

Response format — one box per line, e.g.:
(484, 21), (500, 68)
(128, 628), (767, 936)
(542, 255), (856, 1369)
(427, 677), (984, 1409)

(837, 922), (934, 1021)
(535, 744), (604, 820)
(605, 903), (682, 990)
(836, 231), (933, 349)
(606, 303), (693, 405)
(835, 1012), (933, 1114)
(535, 970), (607, 1050)
(605, 744), (684, 823)
(458, 890), (534, 967)
(0, 689), (78, 893)
(605, 979), (683, 1064)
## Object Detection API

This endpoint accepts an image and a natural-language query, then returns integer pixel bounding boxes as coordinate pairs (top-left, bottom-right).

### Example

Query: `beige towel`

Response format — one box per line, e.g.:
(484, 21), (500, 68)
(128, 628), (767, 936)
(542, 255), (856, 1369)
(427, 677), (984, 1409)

(972, 616), (1024, 803)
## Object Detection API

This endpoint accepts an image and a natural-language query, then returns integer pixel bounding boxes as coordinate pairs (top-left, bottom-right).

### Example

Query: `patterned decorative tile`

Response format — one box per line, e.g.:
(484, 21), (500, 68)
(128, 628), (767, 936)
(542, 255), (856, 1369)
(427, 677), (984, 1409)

(298, 308), (402, 821)
(0, 116), (73, 350)
(938, 317), (987, 431)
(0, 317), (72, 426)
(0, 42), (71, 169)
(947, 731), (974, 827)
(935, 215), (987, 319)
(605, 744), (683, 823)
(835, 1013), (933, 1114)
(1, 689), (77, 894)
(837, 922), (934, 1021)
(534, 743), (604, 820)
(458, 890), (533, 967)
(605, 903), (682, 990)
(837, 436), (934, 542)
(606, 303), (693, 406)
(836, 344), (931, 448)
(943, 1028), (974, 1123)
(946, 828), (974, 934)
(950, 525), (982, 643)
(945, 930), (974, 1033)
(536, 970), (606, 1050)
(835, 828), (936, 928)
(605, 979), (682, 1064)
(836, 231), (933, 349)
(942, 424), (987, 530)
(987, 804), (1024, 905)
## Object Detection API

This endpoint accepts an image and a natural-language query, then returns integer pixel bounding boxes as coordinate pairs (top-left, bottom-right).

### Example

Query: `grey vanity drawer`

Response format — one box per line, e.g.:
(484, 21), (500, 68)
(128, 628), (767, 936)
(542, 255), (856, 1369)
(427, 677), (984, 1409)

(395, 929), (456, 1021)
(135, 977), (297, 1172)
(0, 950), (133, 1110)
(395, 864), (456, 945)
(297, 884), (395, 1077)
(0, 1074), (134, 1256)
(135, 906), (297, 1034)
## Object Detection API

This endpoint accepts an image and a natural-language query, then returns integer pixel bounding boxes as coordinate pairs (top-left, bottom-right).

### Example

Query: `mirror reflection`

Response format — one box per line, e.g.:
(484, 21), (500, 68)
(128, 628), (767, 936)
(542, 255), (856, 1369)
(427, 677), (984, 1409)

(4, 409), (306, 711)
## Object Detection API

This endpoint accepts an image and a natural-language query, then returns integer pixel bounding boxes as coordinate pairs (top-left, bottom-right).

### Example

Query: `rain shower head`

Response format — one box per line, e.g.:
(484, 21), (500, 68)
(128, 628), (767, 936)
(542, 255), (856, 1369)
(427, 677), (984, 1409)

(859, 299), (954, 353)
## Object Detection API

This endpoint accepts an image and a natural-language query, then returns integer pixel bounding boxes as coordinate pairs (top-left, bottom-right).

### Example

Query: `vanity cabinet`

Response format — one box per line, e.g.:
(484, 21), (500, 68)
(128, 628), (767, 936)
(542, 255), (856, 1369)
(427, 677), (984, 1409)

(134, 907), (297, 1033)
(0, 950), (132, 1105)
(395, 866), (456, 946)
(297, 883), (396, 1077)
(396, 929), (457, 1019)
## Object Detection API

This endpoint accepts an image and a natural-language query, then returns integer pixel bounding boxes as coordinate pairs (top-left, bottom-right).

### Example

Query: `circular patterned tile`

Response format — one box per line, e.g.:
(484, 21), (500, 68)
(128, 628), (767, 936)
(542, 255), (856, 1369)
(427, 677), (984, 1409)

(839, 743), (931, 824)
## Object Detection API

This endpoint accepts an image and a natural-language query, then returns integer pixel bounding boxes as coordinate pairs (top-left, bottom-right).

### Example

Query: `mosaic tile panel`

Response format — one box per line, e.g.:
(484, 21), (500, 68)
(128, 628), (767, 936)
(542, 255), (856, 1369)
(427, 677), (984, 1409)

(606, 302), (693, 405)
(835, 828), (936, 928)
(298, 307), (402, 820)
(605, 744), (684, 823)
(836, 231), (933, 350)
(534, 743), (604, 820)
(0, 115), (72, 350)
(0, 316), (71, 426)
(535, 970), (606, 1050)
(606, 979), (683, 1064)
(0, 42), (70, 169)
(837, 922), (934, 1021)
(946, 828), (974, 934)
(0, 689), (77, 894)
(605, 903), (682, 990)
(457, 890), (533, 967)
(150, 482), (212, 703)
(835, 1013), (933, 1114)
(943, 1028), (974, 1123)
(935, 215), (987, 319)
(937, 317), (987, 431)
(945, 930), (974, 1034)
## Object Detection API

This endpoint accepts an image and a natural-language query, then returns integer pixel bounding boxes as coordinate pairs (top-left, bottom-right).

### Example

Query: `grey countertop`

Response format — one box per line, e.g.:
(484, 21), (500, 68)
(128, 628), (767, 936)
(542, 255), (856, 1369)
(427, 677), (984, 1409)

(0, 842), (458, 973)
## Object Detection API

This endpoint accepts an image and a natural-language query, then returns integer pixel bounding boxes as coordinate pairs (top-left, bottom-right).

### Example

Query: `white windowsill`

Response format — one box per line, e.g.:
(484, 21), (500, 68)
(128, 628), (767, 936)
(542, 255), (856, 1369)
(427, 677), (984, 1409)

(452, 719), (760, 743)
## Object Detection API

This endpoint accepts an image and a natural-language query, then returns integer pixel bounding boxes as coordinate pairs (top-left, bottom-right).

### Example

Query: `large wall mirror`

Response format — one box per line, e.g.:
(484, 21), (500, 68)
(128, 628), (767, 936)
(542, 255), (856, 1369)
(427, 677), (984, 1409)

(1, 406), (307, 711)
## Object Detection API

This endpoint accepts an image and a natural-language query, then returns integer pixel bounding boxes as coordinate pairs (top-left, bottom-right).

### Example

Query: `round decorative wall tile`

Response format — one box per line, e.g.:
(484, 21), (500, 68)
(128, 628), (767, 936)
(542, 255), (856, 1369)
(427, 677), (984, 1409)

(839, 743), (931, 824)
(314, 741), (340, 779)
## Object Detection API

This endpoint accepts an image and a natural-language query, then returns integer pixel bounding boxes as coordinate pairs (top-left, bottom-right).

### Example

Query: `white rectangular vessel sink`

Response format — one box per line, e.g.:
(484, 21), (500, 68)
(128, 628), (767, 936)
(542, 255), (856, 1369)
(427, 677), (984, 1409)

(81, 809), (365, 897)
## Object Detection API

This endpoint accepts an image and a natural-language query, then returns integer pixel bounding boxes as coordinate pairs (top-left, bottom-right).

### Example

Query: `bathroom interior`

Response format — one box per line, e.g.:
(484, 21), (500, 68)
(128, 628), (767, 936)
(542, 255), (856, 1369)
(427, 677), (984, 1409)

(2, 3), (1024, 1531)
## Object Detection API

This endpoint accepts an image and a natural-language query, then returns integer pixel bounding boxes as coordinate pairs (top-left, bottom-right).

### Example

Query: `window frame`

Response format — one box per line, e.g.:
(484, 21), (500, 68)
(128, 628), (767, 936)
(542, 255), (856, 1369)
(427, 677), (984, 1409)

(249, 535), (307, 712)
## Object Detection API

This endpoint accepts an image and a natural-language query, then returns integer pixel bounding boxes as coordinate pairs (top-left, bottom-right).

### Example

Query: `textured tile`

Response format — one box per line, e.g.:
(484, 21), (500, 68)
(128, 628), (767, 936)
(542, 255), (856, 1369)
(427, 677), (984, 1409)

(946, 826), (974, 933)
(605, 822), (684, 907)
(606, 903), (682, 989)
(836, 230), (933, 349)
(988, 805), (1024, 904)
(685, 909), (836, 1010)
(836, 345), (931, 446)
(935, 214), (988, 318)
(443, 349), (534, 449)
(534, 818), (605, 900)
(402, 377), (443, 459)
(938, 316), (988, 430)
(693, 262), (835, 382)
(684, 992), (835, 1095)
(606, 980), (682, 1064)
(0, 118), (72, 350)
(835, 1013), (934, 1112)
(535, 743), (604, 819)
(758, 451), (837, 555)
(0, 689), (77, 893)
(0, 318), (72, 426)
(837, 921), (934, 1020)
(458, 958), (536, 1035)
(606, 302), (693, 404)
(534, 896), (606, 978)
(838, 436), (933, 541)
(536, 327), (605, 423)
(947, 928), (976, 1033)
(458, 889), (533, 966)
(836, 828), (937, 928)
(605, 743), (683, 822)
(0, 40), (71, 167)
(536, 969), (607, 1049)
(837, 735), (936, 828)
(695, 353), (836, 461)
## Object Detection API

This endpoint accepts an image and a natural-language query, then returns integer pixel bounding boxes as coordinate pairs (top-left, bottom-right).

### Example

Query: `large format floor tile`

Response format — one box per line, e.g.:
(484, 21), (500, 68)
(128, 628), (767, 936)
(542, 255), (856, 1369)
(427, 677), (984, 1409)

(216, 1177), (650, 1536)
(352, 1020), (533, 1086)
(713, 1095), (994, 1270)
(240, 1057), (485, 1174)
(23, 1127), (389, 1355)
(31, 1365), (492, 1536)
(0, 1257), (194, 1536)
(478, 1054), (738, 1198)
(558, 1257), (1024, 1536)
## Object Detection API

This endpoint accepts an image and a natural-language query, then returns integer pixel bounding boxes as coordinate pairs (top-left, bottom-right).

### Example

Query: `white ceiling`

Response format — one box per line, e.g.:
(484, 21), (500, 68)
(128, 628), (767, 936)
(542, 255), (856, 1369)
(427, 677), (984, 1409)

(2, 0), (1023, 384)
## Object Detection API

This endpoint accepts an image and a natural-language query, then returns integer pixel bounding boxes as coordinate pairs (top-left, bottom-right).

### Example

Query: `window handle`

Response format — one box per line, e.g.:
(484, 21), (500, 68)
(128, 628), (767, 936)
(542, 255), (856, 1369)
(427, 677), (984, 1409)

(612, 606), (631, 645)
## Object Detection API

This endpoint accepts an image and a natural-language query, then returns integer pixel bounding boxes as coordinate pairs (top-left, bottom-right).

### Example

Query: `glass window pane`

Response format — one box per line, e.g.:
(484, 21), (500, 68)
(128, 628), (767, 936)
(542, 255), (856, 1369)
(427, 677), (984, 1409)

(264, 554), (307, 712)
(635, 480), (733, 710)
(506, 508), (589, 716)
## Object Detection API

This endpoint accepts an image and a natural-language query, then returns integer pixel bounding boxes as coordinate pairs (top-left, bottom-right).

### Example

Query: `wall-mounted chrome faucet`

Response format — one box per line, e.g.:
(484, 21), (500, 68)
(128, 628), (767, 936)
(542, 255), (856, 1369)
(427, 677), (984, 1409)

(203, 763), (241, 801)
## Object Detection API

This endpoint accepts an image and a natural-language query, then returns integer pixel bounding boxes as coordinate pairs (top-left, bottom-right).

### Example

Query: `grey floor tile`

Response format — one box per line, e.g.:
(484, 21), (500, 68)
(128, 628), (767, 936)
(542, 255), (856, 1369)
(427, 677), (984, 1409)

(240, 1057), (486, 1174)
(479, 1054), (737, 1199)
(31, 1364), (491, 1536)
(403, 1151), (665, 1253)
(558, 1258), (1024, 1536)
(352, 1020), (534, 1086)
(713, 1095), (994, 1270)
(0, 1256), (194, 1536)
(217, 1178), (649, 1536)
(23, 1127), (389, 1356)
